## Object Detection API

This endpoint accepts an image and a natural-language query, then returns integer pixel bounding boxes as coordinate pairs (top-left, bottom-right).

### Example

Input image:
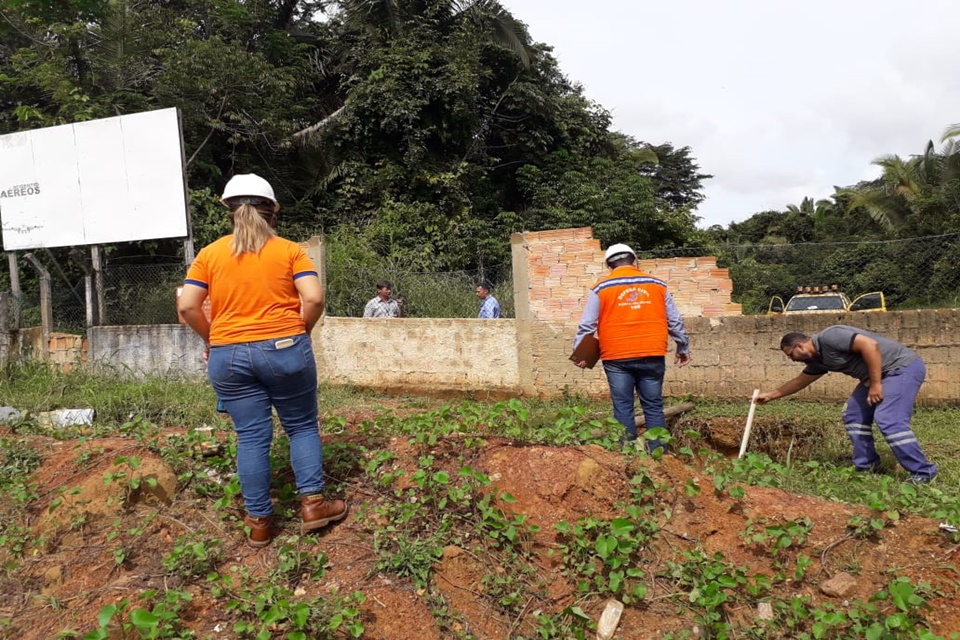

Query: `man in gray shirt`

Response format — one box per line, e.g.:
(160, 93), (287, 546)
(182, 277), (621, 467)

(756, 325), (937, 483)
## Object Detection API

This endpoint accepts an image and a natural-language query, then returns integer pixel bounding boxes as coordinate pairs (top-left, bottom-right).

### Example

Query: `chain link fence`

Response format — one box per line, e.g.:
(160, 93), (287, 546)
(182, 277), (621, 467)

(0, 258), (186, 334)
(1, 254), (513, 332)
(637, 233), (960, 315)
(325, 261), (513, 318)
(0, 265), (83, 333)
(5, 233), (960, 331)
(99, 263), (186, 326)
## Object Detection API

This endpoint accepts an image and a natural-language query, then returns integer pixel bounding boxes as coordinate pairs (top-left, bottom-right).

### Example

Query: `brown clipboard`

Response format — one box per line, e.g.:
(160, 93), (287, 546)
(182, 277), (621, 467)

(569, 334), (600, 369)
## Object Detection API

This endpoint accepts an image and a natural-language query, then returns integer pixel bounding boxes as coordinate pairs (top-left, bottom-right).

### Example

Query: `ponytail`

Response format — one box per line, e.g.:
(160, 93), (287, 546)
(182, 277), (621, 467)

(229, 203), (276, 255)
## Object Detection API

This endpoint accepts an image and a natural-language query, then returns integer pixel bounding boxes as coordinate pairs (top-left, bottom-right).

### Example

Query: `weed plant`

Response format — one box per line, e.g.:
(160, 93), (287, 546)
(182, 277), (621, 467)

(1, 361), (220, 427)
(1, 370), (959, 638)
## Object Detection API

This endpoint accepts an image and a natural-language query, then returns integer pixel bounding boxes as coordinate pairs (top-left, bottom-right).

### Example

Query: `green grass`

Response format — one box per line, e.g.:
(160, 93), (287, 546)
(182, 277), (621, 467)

(2, 367), (959, 638)
(2, 364), (956, 494)
(1, 361), (221, 427)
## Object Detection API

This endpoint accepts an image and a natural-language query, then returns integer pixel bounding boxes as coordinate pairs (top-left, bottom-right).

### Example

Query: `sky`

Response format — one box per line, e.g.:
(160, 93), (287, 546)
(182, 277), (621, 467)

(502, 0), (960, 229)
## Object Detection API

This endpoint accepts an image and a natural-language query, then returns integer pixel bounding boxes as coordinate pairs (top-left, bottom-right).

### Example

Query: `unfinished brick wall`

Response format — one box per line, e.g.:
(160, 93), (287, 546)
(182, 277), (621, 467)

(511, 228), (741, 327)
(0, 328), (85, 372)
(48, 333), (86, 373)
(508, 228), (960, 402)
(511, 227), (741, 396)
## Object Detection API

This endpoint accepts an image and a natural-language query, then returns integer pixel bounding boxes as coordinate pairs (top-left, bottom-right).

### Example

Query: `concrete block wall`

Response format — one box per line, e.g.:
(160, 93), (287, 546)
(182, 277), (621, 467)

(314, 317), (520, 396)
(76, 303), (960, 404)
(0, 327), (41, 368)
(88, 324), (206, 379)
(518, 308), (960, 403)
(12, 230), (960, 404)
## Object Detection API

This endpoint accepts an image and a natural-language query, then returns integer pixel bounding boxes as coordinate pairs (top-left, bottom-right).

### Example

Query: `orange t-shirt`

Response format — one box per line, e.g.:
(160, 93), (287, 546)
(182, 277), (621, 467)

(184, 236), (316, 345)
(594, 266), (669, 360)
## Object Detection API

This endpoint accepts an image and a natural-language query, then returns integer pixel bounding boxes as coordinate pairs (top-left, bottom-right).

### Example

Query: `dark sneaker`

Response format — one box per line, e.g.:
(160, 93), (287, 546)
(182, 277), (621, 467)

(243, 514), (277, 548)
(300, 494), (348, 534)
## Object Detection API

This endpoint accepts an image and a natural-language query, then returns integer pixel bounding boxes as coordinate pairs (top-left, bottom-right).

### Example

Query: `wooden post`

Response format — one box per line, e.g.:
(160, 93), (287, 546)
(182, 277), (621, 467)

(305, 235), (325, 320)
(23, 253), (52, 361)
(6, 252), (19, 295)
(91, 245), (105, 326)
(6, 252), (20, 327)
(183, 238), (195, 265)
(635, 401), (696, 427)
(84, 272), (94, 328)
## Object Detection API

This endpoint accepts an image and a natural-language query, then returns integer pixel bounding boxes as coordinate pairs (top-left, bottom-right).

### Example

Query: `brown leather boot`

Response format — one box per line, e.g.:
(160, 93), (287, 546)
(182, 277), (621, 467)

(243, 514), (277, 548)
(300, 494), (348, 534)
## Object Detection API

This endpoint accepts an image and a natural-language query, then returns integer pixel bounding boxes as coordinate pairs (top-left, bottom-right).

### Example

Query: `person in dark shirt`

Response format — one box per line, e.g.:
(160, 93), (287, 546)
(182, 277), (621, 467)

(757, 325), (937, 483)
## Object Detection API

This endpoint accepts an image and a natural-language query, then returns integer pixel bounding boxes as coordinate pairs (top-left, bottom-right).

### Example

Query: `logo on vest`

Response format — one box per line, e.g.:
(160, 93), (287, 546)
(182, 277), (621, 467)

(617, 286), (651, 308)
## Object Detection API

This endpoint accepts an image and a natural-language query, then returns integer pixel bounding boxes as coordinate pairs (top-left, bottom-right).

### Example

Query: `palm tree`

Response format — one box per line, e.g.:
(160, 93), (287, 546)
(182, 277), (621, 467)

(786, 196), (835, 218)
(834, 153), (926, 232)
(836, 141), (960, 235)
(785, 196), (837, 237)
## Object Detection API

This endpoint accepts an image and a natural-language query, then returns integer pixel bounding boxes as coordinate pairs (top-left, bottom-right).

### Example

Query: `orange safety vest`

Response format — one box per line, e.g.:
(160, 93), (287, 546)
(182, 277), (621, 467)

(594, 266), (669, 361)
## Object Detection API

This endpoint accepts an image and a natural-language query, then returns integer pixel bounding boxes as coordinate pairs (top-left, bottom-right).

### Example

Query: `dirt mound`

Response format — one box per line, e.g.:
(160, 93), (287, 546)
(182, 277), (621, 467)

(37, 438), (178, 532)
(2, 427), (958, 639)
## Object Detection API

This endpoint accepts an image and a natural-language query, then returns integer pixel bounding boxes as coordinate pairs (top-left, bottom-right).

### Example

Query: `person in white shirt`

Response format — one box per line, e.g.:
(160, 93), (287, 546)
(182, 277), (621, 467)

(363, 280), (404, 318)
(476, 281), (501, 318)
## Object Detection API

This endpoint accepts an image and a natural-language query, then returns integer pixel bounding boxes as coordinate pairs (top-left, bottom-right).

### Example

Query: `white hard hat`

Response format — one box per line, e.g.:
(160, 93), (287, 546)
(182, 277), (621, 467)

(221, 173), (280, 212)
(604, 243), (636, 265)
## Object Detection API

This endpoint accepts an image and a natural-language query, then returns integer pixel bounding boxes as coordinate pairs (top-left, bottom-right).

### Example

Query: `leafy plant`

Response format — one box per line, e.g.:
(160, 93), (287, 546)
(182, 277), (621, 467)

(741, 517), (814, 561)
(162, 534), (225, 581)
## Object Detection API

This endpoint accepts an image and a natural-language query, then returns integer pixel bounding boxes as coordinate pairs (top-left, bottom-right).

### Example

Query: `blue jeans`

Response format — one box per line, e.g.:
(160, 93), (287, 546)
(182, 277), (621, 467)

(602, 356), (667, 450)
(841, 359), (937, 479)
(208, 333), (325, 517)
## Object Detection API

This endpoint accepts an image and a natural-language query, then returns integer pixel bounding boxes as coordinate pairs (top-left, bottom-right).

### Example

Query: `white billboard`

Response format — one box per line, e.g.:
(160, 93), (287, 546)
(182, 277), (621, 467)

(0, 107), (189, 250)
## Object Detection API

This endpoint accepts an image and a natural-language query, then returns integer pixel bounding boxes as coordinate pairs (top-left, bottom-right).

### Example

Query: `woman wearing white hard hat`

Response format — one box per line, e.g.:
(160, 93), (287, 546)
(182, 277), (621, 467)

(178, 173), (347, 548)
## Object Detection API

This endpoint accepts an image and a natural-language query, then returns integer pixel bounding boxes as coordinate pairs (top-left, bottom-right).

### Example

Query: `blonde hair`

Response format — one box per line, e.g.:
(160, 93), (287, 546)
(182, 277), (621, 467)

(229, 203), (276, 255)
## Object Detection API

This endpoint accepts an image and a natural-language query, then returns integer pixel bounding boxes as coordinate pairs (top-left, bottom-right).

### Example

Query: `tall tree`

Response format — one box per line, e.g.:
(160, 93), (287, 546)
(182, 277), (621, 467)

(283, 0), (639, 267)
(638, 142), (712, 214)
(1, 0), (710, 269)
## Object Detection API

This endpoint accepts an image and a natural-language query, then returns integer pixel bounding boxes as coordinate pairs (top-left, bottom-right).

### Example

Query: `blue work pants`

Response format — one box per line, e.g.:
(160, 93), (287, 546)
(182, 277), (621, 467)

(841, 359), (937, 480)
(208, 334), (325, 517)
(602, 356), (667, 451)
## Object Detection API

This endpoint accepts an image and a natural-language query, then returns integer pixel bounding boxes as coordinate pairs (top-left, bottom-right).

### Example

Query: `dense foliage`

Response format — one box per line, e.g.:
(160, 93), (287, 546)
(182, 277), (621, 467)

(0, 0), (708, 272)
(692, 136), (960, 312)
(3, 1), (959, 315)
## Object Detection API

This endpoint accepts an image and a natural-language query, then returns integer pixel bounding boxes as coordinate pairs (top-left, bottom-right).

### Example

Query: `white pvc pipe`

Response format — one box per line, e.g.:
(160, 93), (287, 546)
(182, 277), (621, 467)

(738, 389), (760, 459)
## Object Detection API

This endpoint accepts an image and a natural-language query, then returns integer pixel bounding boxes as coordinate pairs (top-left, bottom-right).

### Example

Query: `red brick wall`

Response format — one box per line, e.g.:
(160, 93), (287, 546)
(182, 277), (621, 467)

(511, 227), (740, 328)
(47, 333), (86, 373)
